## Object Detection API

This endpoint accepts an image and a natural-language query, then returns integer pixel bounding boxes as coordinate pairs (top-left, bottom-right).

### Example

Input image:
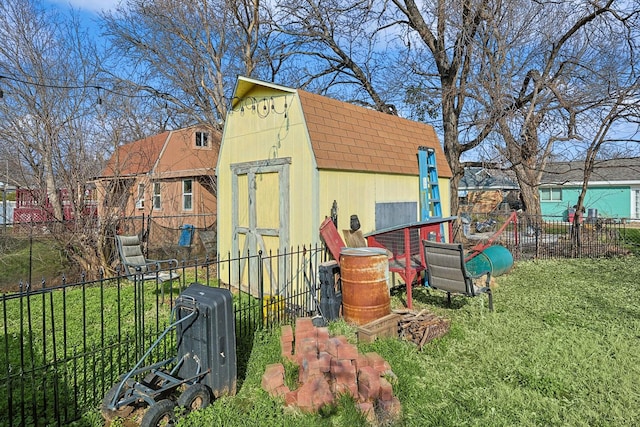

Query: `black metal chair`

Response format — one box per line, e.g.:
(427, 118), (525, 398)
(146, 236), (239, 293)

(115, 234), (180, 299)
(422, 240), (494, 311)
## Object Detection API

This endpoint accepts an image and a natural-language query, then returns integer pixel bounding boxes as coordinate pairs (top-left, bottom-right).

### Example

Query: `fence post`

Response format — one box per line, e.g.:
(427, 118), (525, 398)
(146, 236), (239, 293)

(258, 250), (264, 328)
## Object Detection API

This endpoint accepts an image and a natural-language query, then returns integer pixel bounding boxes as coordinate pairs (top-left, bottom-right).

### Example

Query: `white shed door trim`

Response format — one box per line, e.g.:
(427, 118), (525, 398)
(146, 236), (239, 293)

(230, 157), (291, 294)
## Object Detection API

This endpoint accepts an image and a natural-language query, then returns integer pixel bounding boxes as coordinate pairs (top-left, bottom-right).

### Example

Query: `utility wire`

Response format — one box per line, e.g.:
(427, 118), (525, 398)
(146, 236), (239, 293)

(0, 73), (171, 100)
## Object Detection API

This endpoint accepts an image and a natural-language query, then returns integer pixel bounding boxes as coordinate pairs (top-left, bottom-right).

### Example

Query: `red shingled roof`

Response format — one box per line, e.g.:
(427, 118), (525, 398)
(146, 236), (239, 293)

(101, 131), (170, 177)
(298, 90), (452, 177)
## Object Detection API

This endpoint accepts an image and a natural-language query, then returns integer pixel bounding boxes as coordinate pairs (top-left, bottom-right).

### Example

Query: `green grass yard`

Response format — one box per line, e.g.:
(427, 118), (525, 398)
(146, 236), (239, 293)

(173, 257), (640, 427)
(3, 256), (639, 426)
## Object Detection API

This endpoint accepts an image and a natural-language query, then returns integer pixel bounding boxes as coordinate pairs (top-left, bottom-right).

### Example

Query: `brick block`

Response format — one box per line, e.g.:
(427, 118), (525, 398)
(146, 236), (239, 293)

(313, 379), (335, 409)
(331, 381), (358, 399)
(325, 337), (341, 357)
(281, 324), (293, 341)
(264, 362), (285, 375)
(358, 366), (380, 400)
(354, 354), (369, 372)
(358, 382), (380, 401)
(261, 363), (285, 392)
(336, 343), (359, 361)
(296, 348), (319, 366)
(261, 375), (283, 393)
(280, 341), (293, 359)
(299, 357), (322, 383)
(334, 372), (357, 387)
(330, 358), (354, 376)
(318, 352), (331, 373)
(297, 392), (314, 412)
(357, 366), (377, 383)
(365, 352), (391, 373)
(379, 377), (393, 401)
(316, 327), (330, 341)
(270, 384), (290, 398)
(357, 402), (377, 424)
(296, 316), (314, 328)
(335, 335), (349, 344)
(285, 389), (298, 406)
(296, 328), (318, 342)
(358, 370), (381, 400)
(378, 396), (402, 420)
(295, 337), (318, 355)
(297, 376), (331, 412)
(295, 317), (315, 333)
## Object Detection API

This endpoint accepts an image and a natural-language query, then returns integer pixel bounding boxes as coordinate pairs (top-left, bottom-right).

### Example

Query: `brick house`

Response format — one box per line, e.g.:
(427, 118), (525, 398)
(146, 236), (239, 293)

(94, 125), (220, 233)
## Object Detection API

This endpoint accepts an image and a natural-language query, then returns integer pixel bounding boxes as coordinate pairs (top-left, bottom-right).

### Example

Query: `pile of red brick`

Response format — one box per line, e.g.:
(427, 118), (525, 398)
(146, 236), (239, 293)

(261, 317), (401, 424)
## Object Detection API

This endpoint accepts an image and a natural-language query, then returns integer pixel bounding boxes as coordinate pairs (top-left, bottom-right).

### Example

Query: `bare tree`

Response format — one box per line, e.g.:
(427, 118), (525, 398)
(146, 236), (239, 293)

(273, 0), (400, 114)
(476, 0), (635, 217)
(101, 0), (269, 130)
(386, 0), (494, 215)
(0, 0), (114, 276)
(387, 0), (639, 218)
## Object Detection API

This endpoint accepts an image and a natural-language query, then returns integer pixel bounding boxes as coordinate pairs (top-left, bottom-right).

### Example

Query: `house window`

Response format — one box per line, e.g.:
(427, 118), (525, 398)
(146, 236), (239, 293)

(136, 183), (145, 209)
(152, 182), (161, 210)
(183, 179), (193, 210)
(195, 131), (209, 147)
(540, 187), (562, 201)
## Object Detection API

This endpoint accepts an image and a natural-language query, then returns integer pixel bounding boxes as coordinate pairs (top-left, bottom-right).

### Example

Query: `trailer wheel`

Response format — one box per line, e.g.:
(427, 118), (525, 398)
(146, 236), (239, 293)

(140, 399), (177, 427)
(177, 384), (212, 412)
(101, 383), (134, 421)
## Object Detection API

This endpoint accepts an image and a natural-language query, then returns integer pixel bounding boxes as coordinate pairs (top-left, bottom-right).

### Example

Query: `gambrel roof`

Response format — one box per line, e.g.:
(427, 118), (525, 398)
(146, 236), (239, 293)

(232, 77), (452, 178)
(101, 131), (169, 177)
(298, 90), (452, 177)
(99, 126), (220, 180)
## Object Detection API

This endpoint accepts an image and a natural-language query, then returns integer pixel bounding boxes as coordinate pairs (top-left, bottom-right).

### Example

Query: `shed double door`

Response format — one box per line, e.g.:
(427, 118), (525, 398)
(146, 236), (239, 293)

(230, 158), (290, 295)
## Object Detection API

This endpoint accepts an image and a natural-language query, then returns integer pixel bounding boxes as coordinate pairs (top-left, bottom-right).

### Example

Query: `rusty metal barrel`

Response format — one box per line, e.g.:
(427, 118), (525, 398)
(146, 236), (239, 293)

(340, 247), (390, 325)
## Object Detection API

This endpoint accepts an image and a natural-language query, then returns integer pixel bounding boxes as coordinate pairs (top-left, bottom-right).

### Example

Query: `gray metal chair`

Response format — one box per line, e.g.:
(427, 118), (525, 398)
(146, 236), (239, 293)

(422, 240), (494, 311)
(115, 235), (180, 297)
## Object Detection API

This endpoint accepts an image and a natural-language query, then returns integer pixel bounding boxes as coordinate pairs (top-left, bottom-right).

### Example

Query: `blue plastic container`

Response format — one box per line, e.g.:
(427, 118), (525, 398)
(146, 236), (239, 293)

(465, 245), (513, 277)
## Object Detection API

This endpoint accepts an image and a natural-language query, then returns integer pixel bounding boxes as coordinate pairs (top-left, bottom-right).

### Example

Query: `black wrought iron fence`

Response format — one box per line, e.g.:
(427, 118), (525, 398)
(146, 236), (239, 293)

(460, 212), (637, 259)
(2, 212), (638, 426)
(0, 245), (326, 427)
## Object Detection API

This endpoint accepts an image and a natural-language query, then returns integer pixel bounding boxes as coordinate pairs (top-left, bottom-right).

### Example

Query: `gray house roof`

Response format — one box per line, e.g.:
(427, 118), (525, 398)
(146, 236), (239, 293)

(459, 167), (519, 191)
(541, 158), (640, 185)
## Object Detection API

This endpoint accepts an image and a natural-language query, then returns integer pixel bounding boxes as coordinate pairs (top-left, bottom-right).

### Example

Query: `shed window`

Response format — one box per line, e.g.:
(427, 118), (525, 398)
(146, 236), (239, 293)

(375, 202), (417, 230)
(540, 187), (562, 201)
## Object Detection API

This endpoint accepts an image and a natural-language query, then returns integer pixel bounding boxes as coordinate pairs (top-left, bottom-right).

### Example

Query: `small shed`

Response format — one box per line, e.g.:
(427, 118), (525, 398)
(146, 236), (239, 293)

(216, 77), (452, 291)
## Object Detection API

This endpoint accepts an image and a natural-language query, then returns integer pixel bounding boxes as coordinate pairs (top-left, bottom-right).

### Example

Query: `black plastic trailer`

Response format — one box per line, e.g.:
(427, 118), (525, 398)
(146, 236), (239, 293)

(101, 283), (237, 426)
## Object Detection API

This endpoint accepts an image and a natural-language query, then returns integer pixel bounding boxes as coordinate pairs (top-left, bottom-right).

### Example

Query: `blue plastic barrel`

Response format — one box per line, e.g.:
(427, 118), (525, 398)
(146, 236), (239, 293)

(465, 245), (513, 277)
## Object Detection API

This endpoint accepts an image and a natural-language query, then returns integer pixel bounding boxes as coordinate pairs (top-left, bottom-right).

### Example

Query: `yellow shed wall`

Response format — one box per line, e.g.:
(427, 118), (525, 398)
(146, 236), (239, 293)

(217, 90), (319, 259)
(318, 171), (451, 236)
